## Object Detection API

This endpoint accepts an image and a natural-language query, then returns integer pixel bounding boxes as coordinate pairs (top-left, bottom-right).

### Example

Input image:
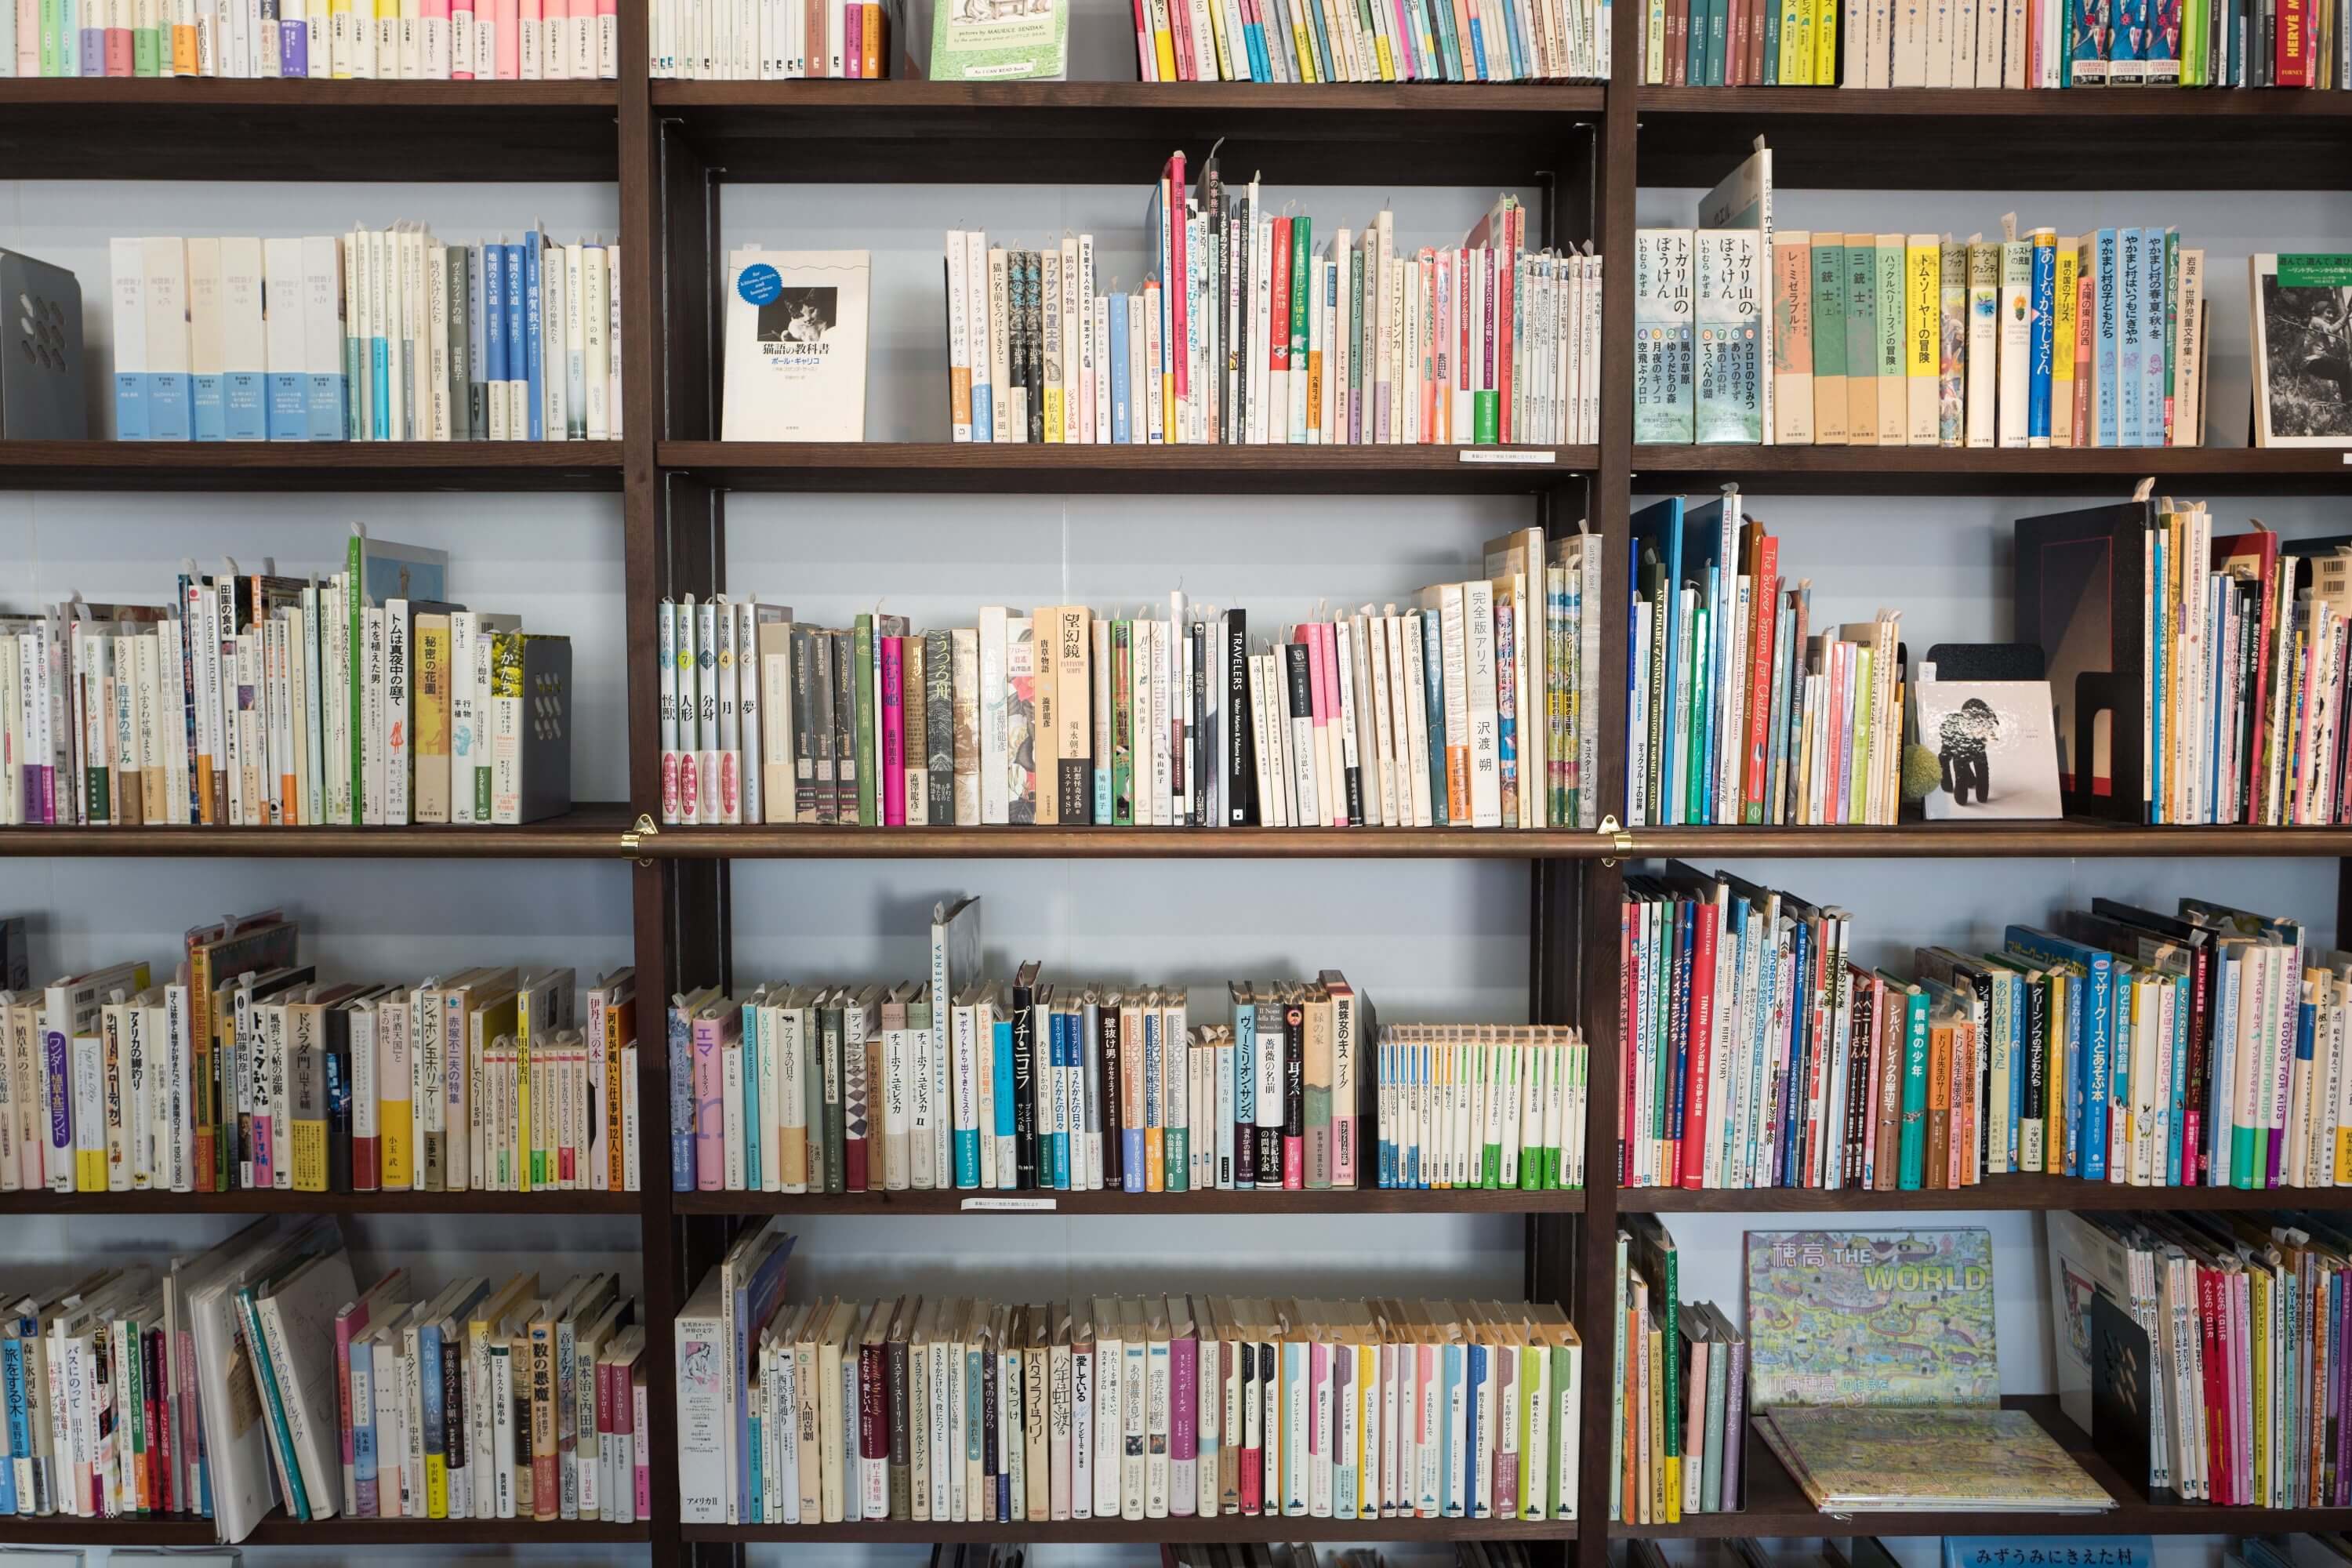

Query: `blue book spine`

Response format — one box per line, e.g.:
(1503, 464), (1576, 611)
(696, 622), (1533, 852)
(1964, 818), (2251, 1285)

(2167, 976), (2190, 1180)
(503, 242), (527, 425)
(419, 1320), (445, 1497)
(1050, 1011), (1069, 1191)
(1439, 1342), (1465, 1514)
(2095, 229), (2120, 447)
(149, 365), (191, 441)
(78, 0), (97, 72)
(2143, 227), (2170, 448)
(343, 296), (365, 441)
(669, 1003), (694, 1191)
(1464, 1341), (1486, 1515)
(993, 1019), (1019, 1181)
(350, 1336), (378, 1515)
(1247, 16), (1269, 76)
(1, 1338), (23, 1515)
(2007, 925), (2111, 1181)
(115, 370), (148, 440)
(1761, 0), (1780, 77)
(192, 338), (226, 441)
(268, 372), (307, 441)
(370, 317), (390, 441)
(485, 242), (509, 401)
(2117, 228), (2144, 448)
(1109, 292), (1131, 444)
(2107, 970), (2132, 1176)
(522, 236), (545, 441)
(2028, 234), (2056, 443)
(742, 1003), (763, 1189)
(746, 1411), (762, 1520)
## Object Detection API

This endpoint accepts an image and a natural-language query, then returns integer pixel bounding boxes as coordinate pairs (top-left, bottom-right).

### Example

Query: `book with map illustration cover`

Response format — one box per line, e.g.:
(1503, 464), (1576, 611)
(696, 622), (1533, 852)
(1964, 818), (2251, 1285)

(1744, 1227), (1998, 1409)
(1755, 1406), (2115, 1512)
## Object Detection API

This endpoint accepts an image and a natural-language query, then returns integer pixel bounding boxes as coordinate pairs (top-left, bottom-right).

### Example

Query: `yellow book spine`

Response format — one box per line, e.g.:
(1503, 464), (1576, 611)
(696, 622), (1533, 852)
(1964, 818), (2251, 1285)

(1778, 0), (1806, 79)
(1151, 0), (1178, 78)
(75, 1148), (106, 1192)
(292, 1123), (328, 1192)
(1044, 388), (1065, 444)
(2053, 241), (2078, 445)
(1904, 236), (1940, 443)
(1812, 0), (1837, 82)
(426, 1449), (449, 1518)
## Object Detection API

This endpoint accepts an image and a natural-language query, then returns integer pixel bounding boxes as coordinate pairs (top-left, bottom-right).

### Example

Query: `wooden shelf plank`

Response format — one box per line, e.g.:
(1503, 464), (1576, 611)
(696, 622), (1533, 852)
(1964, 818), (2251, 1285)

(653, 79), (1603, 184)
(662, 441), (1596, 494)
(1635, 86), (2352, 191)
(1616, 1173), (2352, 1212)
(0, 1189), (640, 1214)
(673, 1187), (1584, 1215)
(0, 80), (619, 181)
(0, 801), (638, 858)
(1635, 444), (2352, 495)
(0, 441), (623, 492)
(688, 1516), (1572, 1543)
(0, 1517), (650, 1544)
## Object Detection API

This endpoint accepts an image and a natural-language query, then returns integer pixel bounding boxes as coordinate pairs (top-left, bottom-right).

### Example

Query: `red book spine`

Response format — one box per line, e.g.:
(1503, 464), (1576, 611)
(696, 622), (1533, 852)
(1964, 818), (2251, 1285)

(1742, 541), (1780, 819)
(1316, 623), (1345, 824)
(2198, 1262), (2230, 1501)
(1167, 155), (1191, 416)
(1678, 899), (1718, 1189)
(1167, 0), (1196, 77)
(880, 637), (906, 828)
(1497, 206), (1519, 444)
(1132, 0), (1157, 75)
(858, 1340), (888, 1471)
(2281, 0), (2308, 82)
(844, 3), (862, 73)
(1270, 218), (1292, 384)
(1619, 893), (1637, 1184)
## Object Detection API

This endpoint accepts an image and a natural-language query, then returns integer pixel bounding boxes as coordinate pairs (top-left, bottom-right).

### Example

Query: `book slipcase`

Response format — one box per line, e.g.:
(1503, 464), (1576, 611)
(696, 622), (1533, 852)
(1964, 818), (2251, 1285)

(8, 28), (2352, 1568)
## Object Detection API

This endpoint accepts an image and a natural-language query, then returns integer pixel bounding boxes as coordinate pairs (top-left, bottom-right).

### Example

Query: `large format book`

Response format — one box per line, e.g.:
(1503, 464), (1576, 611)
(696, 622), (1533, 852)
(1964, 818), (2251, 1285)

(1743, 1226), (1998, 1408)
(2250, 253), (2352, 448)
(1755, 1405), (2116, 1512)
(720, 250), (871, 442)
(925, 0), (1069, 78)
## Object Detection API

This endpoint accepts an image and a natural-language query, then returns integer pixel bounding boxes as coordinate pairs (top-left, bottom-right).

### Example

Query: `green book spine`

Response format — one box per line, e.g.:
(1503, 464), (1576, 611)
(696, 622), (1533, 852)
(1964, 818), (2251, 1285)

(2164, 229), (2180, 443)
(1288, 216), (1312, 432)
(1481, 1043), (1501, 1187)
(853, 615), (877, 826)
(1899, 987), (1930, 1187)
(1700, 1320), (1727, 1510)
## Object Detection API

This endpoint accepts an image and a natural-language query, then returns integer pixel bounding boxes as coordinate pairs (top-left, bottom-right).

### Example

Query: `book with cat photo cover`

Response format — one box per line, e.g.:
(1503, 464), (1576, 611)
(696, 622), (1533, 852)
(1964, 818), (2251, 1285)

(1754, 1405), (2116, 1513)
(721, 250), (871, 442)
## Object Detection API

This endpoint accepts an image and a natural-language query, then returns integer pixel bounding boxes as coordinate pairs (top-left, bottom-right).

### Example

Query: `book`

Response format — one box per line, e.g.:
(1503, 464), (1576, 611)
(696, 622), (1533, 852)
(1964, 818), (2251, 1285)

(1754, 1406), (2115, 1512)
(2251, 252), (2352, 447)
(1744, 1227), (1998, 1407)
(924, 0), (1064, 78)
(720, 249), (871, 442)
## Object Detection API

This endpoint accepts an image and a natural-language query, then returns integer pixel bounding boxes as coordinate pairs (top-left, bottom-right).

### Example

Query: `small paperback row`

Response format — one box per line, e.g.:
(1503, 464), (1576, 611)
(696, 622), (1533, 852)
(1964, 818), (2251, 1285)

(1638, 218), (2210, 449)
(935, 171), (1598, 448)
(2, 914), (641, 1195)
(1627, 493), (1904, 827)
(110, 227), (622, 443)
(675, 1229), (1587, 1525)
(1623, 883), (2347, 1194)
(647, 0), (896, 74)
(1377, 1025), (1589, 1192)
(2, 0), (619, 75)
(657, 535), (1604, 833)
(1127, 0), (1610, 81)
(2055, 1207), (2352, 1508)
(0, 534), (574, 829)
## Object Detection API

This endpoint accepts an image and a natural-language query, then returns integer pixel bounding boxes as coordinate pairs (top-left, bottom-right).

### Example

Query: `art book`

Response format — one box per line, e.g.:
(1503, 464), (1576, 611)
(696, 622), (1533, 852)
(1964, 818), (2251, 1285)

(1744, 1226), (1998, 1408)
(720, 249), (871, 442)
(2250, 253), (2352, 448)
(1755, 1406), (2114, 1512)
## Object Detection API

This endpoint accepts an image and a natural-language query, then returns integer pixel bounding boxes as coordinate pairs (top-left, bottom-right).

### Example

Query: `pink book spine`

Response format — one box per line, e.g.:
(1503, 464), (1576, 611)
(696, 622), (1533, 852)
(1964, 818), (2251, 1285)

(254, 1093), (275, 1189)
(1307, 1340), (1327, 1478)
(1490, 1353), (1518, 1516)
(691, 1014), (724, 1190)
(1169, 1332), (1197, 1515)
(15, 0), (35, 74)
(1301, 626), (1329, 820)
(844, 2), (861, 72)
(633, 1378), (652, 1517)
(335, 1301), (368, 1498)
(880, 636), (906, 827)
(106, 16), (132, 71)
(1316, 623), (1345, 824)
(593, 1356), (613, 1490)
(496, 0), (521, 74)
(1390, 0), (1418, 75)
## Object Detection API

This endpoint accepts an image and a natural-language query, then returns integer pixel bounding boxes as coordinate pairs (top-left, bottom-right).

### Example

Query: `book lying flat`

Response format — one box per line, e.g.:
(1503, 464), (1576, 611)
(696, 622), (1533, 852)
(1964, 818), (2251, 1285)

(1755, 1405), (2116, 1512)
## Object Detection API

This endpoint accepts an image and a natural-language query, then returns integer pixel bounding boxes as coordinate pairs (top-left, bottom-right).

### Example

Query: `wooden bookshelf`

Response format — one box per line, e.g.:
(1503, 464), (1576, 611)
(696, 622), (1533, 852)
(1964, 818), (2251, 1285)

(0, 1189), (641, 1214)
(1615, 1174), (2352, 1213)
(0, 1516), (652, 1544)
(686, 1517), (1573, 1544)
(673, 1186), (1586, 1214)
(0, 78), (621, 180)
(661, 441), (1599, 494)
(1635, 444), (2352, 495)
(0, 801), (639, 857)
(0, 440), (624, 492)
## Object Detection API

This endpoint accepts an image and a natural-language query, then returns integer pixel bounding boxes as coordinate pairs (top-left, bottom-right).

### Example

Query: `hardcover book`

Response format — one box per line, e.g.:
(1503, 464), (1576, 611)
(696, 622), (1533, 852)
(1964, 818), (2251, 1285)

(2250, 253), (2352, 447)
(1744, 1226), (1998, 1408)
(720, 249), (871, 442)
(1693, 228), (1762, 444)
(1755, 1405), (2115, 1512)
(927, 0), (1067, 78)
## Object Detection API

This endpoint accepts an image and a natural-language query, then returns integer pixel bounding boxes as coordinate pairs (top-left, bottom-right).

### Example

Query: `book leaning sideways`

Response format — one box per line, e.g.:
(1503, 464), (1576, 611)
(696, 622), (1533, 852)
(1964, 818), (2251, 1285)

(721, 250), (872, 442)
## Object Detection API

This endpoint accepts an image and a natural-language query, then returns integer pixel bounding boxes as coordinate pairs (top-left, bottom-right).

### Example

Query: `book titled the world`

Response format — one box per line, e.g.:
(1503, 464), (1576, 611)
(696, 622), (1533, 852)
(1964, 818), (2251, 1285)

(1755, 1406), (2116, 1513)
(1744, 1226), (1998, 1408)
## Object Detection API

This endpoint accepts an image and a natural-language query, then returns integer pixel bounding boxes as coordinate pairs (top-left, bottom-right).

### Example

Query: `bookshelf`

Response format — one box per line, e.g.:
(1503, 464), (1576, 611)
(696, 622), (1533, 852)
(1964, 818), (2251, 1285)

(5, 0), (2352, 1555)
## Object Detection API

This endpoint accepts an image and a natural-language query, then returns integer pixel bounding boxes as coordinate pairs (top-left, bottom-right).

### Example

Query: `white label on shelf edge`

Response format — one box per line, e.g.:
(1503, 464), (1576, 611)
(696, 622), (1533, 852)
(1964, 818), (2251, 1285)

(1458, 448), (1559, 465)
(961, 1196), (1058, 1211)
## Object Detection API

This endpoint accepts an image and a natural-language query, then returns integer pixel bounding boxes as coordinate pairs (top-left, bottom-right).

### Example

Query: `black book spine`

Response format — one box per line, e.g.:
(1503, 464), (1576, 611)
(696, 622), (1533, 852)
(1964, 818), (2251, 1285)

(1844, 977), (1873, 1187)
(1284, 641), (1314, 822)
(926, 628), (956, 824)
(1282, 999), (1305, 1185)
(1191, 622), (1210, 825)
(441, 1323), (466, 1486)
(2184, 942), (2212, 1186)
(1011, 983), (1037, 1188)
(1025, 253), (1045, 445)
(1256, 1001), (1284, 1184)
(887, 1336), (912, 1519)
(1226, 609), (1254, 824)
(325, 1021), (353, 1194)
(1098, 1006), (1123, 1188)
(981, 1339), (999, 1517)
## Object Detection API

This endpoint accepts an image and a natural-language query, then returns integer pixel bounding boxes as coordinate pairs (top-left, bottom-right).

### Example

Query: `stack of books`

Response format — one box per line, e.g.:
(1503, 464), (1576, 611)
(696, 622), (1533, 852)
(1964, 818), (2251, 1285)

(648, 0), (897, 74)
(657, 532), (1606, 832)
(337, 1268), (647, 1525)
(0, 911), (639, 1195)
(0, 532), (574, 829)
(676, 1236), (1584, 1526)
(2053, 1208), (2352, 1507)
(108, 228), (622, 443)
(1377, 1023), (1589, 1190)
(947, 169), (1600, 448)
(1627, 493), (1904, 827)
(1, 0), (619, 77)
(1127, 0), (1610, 81)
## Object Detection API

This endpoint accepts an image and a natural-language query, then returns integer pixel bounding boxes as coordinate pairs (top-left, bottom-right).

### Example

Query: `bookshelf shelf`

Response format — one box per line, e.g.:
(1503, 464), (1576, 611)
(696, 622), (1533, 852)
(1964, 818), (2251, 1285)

(0, 1517), (653, 1545)
(0, 441), (624, 492)
(1632, 444), (2352, 495)
(651, 79), (1603, 184)
(1613, 821), (2352, 856)
(0, 801), (637, 858)
(672, 1187), (1585, 1215)
(685, 1517), (1573, 1544)
(1633, 86), (2352, 191)
(1613, 1174), (2352, 1213)
(1631, 1395), (2323, 1539)
(0, 79), (621, 181)
(660, 441), (1599, 494)
(0, 1189), (641, 1214)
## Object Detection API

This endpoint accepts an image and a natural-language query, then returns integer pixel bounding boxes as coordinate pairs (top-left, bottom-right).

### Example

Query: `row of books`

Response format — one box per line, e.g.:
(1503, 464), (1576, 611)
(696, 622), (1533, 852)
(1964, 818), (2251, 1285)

(0, 536), (575, 829)
(2052, 1208), (2352, 1510)
(674, 1228), (1587, 1526)
(1664, 1301), (1745, 1515)
(0, 0), (619, 75)
(941, 174), (1600, 449)
(647, 0), (894, 74)
(1635, 220), (2210, 449)
(0, 919), (641, 1196)
(1626, 494), (1904, 827)
(1376, 1024), (1589, 1191)
(1127, 0), (1610, 81)
(108, 228), (622, 443)
(657, 534), (1603, 833)
(336, 1267), (646, 1526)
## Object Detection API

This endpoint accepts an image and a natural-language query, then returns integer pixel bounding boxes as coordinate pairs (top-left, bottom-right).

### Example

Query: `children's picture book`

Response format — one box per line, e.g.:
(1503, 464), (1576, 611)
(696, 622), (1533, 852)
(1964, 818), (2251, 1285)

(924, 0), (1068, 77)
(1754, 1406), (2116, 1512)
(2251, 254), (2352, 447)
(1915, 679), (2063, 820)
(1945, 1537), (2154, 1568)
(1744, 1226), (1998, 1408)
(721, 249), (871, 442)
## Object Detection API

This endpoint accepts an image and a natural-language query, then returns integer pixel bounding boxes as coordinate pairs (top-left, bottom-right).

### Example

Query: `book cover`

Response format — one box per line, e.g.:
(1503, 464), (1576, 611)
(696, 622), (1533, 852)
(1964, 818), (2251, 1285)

(1693, 228), (1761, 444)
(1758, 1406), (2115, 1512)
(927, 0), (1066, 79)
(720, 249), (870, 442)
(1744, 1226), (1998, 1408)
(1634, 229), (1696, 443)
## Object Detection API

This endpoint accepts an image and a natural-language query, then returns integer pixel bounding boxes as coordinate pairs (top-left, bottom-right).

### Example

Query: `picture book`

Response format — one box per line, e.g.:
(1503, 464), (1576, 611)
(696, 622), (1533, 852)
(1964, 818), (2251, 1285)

(1744, 1226), (1998, 1408)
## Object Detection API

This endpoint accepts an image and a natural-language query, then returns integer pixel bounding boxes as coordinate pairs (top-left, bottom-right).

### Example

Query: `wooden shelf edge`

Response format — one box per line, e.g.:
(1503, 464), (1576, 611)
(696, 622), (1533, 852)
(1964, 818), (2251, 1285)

(1633, 84), (2352, 118)
(686, 1518), (1574, 1542)
(0, 802), (637, 858)
(0, 78), (618, 105)
(0, 440), (624, 492)
(0, 1518), (651, 1544)
(660, 441), (1598, 492)
(1615, 1174), (2352, 1211)
(672, 1188), (1585, 1214)
(653, 78), (1606, 111)
(0, 1190), (641, 1214)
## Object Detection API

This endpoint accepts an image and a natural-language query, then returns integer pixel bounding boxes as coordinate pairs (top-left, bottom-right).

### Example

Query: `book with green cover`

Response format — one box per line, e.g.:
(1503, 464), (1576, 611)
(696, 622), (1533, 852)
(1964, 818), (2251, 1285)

(925, 0), (1067, 81)
(1744, 1226), (1998, 1410)
(1756, 1405), (2115, 1512)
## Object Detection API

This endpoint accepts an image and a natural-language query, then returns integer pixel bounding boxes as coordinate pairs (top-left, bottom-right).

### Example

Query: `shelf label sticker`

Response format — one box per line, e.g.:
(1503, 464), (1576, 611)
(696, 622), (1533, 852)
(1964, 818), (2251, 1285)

(961, 1196), (1058, 1211)
(1458, 448), (1558, 464)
